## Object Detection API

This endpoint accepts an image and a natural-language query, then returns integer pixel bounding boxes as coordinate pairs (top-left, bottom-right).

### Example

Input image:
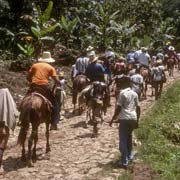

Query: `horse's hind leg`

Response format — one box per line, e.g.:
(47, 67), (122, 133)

(92, 114), (98, 138)
(27, 126), (37, 167)
(18, 124), (29, 162)
(32, 127), (38, 163)
(45, 122), (50, 153)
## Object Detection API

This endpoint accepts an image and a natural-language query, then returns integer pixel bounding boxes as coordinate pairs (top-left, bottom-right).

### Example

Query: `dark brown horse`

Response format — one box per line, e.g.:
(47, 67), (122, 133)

(85, 81), (108, 137)
(18, 93), (52, 167)
(72, 74), (90, 112)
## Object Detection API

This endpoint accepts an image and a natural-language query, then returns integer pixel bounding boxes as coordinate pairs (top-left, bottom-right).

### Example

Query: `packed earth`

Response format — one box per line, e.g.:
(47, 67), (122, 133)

(0, 65), (180, 180)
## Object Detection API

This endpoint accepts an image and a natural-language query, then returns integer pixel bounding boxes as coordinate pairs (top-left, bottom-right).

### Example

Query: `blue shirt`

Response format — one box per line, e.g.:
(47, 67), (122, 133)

(86, 62), (105, 81)
(127, 51), (135, 63)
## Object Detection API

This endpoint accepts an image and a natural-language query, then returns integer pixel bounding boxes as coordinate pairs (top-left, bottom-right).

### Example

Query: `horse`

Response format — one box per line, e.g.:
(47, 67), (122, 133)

(72, 74), (90, 112)
(85, 81), (108, 137)
(18, 92), (52, 167)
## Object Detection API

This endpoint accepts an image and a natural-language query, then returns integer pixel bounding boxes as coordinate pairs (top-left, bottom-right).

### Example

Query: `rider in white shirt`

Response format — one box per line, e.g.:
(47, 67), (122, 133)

(137, 47), (151, 68)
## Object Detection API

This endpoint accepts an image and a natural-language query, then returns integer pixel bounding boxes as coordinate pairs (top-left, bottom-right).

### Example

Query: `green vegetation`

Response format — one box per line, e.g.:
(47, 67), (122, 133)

(137, 81), (180, 180)
(0, 0), (180, 62)
(118, 171), (133, 180)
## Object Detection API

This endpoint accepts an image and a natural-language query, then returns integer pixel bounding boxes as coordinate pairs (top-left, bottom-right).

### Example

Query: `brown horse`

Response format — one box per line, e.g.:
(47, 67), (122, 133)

(72, 74), (90, 112)
(18, 93), (52, 167)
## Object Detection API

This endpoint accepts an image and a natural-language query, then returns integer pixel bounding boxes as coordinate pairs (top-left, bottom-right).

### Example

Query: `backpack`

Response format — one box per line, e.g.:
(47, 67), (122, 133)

(152, 67), (163, 81)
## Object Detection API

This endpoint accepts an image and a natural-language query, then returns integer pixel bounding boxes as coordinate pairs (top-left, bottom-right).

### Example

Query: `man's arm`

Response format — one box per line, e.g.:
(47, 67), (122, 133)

(136, 105), (141, 128)
(26, 73), (32, 82)
(136, 105), (141, 121)
(52, 76), (60, 84)
(109, 105), (121, 126)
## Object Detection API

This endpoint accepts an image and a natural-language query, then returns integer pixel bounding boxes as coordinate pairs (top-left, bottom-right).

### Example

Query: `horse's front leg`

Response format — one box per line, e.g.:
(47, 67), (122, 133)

(72, 90), (77, 113)
(92, 112), (98, 138)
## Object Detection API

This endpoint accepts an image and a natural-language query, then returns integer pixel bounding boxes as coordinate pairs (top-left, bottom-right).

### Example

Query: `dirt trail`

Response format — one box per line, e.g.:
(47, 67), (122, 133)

(1, 69), (180, 180)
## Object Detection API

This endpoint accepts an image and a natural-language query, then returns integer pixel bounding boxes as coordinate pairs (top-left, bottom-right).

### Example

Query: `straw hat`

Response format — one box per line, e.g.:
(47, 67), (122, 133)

(141, 47), (147, 51)
(58, 71), (64, 77)
(87, 50), (96, 57)
(168, 46), (175, 51)
(86, 46), (94, 52)
(38, 51), (55, 63)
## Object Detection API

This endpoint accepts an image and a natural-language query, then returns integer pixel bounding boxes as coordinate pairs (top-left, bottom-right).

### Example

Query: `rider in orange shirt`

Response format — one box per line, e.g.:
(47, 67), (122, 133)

(27, 51), (60, 130)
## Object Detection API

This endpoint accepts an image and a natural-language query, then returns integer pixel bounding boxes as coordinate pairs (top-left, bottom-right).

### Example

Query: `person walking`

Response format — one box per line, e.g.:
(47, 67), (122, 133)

(109, 76), (140, 168)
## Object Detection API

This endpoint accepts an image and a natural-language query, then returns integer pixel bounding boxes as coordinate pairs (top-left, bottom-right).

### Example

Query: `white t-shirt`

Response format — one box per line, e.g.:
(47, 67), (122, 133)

(116, 88), (139, 120)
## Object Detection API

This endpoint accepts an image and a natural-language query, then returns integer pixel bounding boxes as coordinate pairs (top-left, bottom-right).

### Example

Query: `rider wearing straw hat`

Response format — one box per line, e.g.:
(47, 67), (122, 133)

(27, 51), (60, 130)
(85, 51), (105, 82)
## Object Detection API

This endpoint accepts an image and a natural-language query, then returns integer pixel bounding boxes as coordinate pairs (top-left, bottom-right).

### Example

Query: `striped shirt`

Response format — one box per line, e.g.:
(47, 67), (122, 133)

(75, 57), (89, 74)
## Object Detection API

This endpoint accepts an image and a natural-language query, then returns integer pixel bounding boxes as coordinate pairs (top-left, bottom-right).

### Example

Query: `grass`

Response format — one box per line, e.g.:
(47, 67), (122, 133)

(136, 81), (180, 180)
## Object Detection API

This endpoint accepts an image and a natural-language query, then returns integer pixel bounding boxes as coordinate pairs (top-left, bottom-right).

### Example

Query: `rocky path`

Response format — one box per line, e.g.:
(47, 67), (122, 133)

(2, 69), (180, 180)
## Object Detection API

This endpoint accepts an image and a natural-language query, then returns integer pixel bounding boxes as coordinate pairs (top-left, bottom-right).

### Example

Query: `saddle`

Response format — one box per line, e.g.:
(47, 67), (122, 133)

(21, 85), (53, 111)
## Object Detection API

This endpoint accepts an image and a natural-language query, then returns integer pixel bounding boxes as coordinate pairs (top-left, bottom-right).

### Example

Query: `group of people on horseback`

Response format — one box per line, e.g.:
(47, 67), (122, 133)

(1, 41), (179, 170)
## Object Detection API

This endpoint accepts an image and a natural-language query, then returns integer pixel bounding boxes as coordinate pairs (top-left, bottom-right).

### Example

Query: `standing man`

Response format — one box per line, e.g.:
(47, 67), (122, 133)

(27, 51), (60, 130)
(109, 76), (140, 168)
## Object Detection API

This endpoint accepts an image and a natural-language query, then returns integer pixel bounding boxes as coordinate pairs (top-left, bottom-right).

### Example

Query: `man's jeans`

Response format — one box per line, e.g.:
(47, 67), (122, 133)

(119, 120), (137, 165)
(51, 99), (60, 125)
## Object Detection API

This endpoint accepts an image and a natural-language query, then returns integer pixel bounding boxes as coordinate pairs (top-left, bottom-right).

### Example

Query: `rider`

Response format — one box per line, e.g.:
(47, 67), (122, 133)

(27, 51), (60, 130)
(85, 51), (105, 82)
(75, 49), (89, 76)
(137, 47), (151, 69)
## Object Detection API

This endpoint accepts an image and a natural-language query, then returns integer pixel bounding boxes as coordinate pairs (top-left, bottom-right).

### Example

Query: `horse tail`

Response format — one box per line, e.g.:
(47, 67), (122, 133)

(17, 106), (35, 145)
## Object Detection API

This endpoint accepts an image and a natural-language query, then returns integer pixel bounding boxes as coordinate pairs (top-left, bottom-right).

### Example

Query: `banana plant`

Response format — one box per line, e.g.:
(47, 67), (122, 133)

(58, 15), (79, 48)
(30, 1), (59, 55)
(17, 43), (34, 58)
(88, 3), (120, 50)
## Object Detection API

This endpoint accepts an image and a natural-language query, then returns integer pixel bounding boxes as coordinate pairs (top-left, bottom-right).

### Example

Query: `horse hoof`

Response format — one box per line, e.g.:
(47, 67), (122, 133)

(32, 155), (37, 163)
(44, 152), (50, 160)
(21, 156), (26, 162)
(46, 147), (51, 153)
(27, 160), (34, 167)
